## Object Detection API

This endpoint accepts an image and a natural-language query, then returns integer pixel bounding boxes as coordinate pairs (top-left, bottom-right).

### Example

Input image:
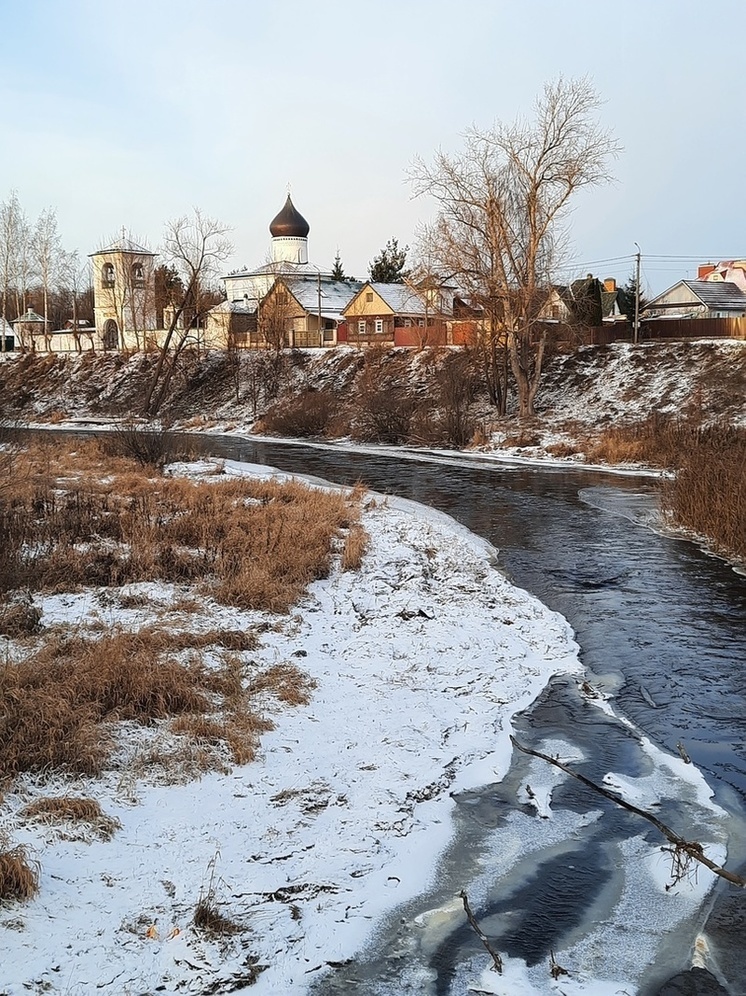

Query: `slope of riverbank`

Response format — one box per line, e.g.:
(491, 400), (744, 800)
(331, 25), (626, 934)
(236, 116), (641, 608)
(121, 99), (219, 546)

(1, 340), (744, 448)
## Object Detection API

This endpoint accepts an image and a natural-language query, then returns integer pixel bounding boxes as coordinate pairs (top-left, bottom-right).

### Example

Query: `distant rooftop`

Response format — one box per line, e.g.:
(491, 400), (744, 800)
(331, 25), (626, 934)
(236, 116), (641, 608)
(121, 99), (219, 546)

(90, 237), (156, 257)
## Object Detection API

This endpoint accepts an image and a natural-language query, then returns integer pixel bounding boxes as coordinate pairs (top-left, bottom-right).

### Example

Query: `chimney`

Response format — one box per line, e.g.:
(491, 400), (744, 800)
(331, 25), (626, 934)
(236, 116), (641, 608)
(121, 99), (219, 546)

(603, 277), (617, 293)
(698, 264), (716, 279)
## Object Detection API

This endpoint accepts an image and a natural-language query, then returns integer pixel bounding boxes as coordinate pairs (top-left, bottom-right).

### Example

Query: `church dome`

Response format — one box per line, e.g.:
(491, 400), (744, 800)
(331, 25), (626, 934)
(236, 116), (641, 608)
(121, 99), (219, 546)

(269, 195), (310, 238)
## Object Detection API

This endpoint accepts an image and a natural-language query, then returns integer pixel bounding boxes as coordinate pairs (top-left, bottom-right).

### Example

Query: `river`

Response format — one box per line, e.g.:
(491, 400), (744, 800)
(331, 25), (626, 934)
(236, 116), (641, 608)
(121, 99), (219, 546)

(203, 436), (746, 996)
(37, 430), (746, 993)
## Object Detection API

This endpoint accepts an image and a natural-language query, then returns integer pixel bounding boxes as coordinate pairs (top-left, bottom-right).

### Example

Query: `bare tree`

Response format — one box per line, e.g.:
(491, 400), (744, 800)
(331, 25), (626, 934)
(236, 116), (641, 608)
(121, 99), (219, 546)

(410, 77), (619, 417)
(32, 208), (62, 339)
(0, 192), (26, 350)
(58, 250), (94, 351)
(143, 210), (233, 416)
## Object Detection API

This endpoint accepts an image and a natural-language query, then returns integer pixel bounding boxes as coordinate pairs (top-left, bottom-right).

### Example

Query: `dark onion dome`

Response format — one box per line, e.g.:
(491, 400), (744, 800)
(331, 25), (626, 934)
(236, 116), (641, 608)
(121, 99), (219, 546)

(269, 195), (310, 238)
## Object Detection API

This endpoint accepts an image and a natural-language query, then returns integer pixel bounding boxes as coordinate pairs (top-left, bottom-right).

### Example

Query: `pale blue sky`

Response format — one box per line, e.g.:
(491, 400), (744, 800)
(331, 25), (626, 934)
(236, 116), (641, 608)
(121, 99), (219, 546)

(1, 0), (743, 293)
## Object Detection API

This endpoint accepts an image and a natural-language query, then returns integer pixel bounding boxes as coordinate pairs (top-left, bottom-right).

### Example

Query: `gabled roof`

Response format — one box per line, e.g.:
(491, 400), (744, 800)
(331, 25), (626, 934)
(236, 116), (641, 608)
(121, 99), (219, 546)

(345, 281), (452, 317)
(647, 278), (746, 311)
(281, 276), (364, 315)
(681, 279), (746, 308)
(90, 237), (155, 257)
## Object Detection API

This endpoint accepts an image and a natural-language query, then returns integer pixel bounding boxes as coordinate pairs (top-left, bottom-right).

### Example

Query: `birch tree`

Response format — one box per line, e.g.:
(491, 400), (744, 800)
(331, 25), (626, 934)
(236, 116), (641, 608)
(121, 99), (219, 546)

(33, 208), (62, 334)
(410, 77), (619, 417)
(0, 192), (32, 348)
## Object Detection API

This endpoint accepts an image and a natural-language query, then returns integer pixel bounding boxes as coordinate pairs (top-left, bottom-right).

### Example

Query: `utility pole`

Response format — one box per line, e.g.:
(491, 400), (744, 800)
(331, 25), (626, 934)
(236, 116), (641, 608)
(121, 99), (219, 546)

(633, 242), (641, 345)
(317, 269), (322, 347)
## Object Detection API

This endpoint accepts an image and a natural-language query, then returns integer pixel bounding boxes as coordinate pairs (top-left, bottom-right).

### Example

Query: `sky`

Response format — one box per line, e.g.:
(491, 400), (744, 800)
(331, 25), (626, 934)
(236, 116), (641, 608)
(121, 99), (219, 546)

(1, 0), (744, 295)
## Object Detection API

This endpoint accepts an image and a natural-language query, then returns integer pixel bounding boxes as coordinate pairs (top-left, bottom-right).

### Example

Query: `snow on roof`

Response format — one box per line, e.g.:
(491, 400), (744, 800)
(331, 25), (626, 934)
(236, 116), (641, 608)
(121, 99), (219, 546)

(357, 282), (454, 316)
(90, 237), (156, 257)
(11, 308), (46, 324)
(224, 260), (332, 280)
(211, 298), (258, 314)
(284, 276), (364, 314)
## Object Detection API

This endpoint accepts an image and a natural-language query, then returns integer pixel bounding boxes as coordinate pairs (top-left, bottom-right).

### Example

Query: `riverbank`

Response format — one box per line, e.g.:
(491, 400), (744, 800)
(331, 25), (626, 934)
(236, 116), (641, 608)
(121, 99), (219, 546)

(1, 453), (588, 994)
(1, 443), (739, 994)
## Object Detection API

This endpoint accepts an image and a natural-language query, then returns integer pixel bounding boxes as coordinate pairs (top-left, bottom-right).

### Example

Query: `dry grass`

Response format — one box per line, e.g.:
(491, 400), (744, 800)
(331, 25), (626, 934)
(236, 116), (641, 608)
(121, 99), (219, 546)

(0, 628), (309, 779)
(588, 416), (746, 561)
(0, 846), (40, 902)
(20, 797), (120, 839)
(247, 663), (316, 707)
(193, 899), (241, 937)
(342, 524), (370, 571)
(0, 598), (41, 638)
(662, 427), (746, 561)
(0, 439), (357, 783)
(0, 440), (359, 614)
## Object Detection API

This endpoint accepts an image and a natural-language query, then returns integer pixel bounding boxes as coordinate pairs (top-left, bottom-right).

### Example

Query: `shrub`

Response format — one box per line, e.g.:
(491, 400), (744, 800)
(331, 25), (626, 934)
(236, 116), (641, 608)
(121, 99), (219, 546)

(261, 389), (333, 437)
(0, 596), (41, 637)
(100, 423), (195, 469)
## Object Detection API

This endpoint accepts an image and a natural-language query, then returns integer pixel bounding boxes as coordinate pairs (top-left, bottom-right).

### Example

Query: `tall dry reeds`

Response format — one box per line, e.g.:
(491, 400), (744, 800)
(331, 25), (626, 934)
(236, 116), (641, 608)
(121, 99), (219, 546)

(661, 425), (746, 561)
(0, 846), (40, 902)
(590, 416), (746, 561)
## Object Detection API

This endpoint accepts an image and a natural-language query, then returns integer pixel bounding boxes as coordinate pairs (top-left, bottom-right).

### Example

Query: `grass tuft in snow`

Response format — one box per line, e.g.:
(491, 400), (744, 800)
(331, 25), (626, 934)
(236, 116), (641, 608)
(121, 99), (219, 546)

(0, 845), (40, 903)
(20, 796), (121, 839)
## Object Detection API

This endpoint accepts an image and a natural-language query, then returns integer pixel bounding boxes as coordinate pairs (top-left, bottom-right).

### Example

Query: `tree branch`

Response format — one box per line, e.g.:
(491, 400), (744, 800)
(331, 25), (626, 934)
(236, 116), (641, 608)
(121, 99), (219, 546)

(510, 736), (746, 888)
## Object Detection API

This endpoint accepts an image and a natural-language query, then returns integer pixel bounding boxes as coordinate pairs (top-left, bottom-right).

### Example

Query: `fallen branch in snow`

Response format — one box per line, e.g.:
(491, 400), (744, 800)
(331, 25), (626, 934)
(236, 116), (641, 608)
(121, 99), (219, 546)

(459, 890), (503, 973)
(510, 737), (746, 888)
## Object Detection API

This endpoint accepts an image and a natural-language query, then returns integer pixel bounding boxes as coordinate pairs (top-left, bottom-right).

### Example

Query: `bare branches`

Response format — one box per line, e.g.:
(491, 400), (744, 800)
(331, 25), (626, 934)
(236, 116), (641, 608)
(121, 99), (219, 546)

(143, 209), (233, 416)
(459, 890), (503, 974)
(510, 736), (746, 889)
(410, 77), (619, 417)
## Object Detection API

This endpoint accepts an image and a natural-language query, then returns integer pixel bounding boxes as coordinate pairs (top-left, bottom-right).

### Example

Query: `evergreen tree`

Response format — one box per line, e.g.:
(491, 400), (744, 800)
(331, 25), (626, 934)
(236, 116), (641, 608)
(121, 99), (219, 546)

(619, 273), (647, 325)
(331, 251), (347, 282)
(369, 237), (408, 283)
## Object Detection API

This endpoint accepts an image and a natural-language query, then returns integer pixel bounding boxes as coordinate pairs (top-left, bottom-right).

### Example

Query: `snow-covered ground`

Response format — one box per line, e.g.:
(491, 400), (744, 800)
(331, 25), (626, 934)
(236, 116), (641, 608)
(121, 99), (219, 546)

(0, 458), (729, 995)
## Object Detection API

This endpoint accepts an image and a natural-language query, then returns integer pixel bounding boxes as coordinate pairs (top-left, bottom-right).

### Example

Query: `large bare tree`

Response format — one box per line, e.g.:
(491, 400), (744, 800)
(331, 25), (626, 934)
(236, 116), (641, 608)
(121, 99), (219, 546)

(143, 209), (232, 416)
(410, 77), (619, 417)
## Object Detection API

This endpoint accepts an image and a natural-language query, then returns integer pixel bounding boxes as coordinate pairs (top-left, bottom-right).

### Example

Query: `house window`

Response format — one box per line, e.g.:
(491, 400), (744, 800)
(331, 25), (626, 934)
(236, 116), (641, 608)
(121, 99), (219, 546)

(417, 318), (425, 327)
(101, 263), (115, 288)
(375, 318), (384, 334)
(277, 292), (289, 305)
(366, 292), (374, 302)
(358, 320), (366, 335)
(404, 318), (412, 328)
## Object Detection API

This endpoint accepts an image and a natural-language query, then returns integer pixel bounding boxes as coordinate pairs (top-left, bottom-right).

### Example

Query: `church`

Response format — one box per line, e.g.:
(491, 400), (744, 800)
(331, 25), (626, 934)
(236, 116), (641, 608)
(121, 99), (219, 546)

(207, 194), (364, 349)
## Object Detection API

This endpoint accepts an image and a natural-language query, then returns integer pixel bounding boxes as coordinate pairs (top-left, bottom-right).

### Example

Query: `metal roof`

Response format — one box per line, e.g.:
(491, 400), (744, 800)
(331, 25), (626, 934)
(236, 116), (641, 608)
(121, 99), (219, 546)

(681, 279), (746, 308)
(90, 237), (155, 256)
(648, 279), (746, 311)
(284, 276), (363, 314)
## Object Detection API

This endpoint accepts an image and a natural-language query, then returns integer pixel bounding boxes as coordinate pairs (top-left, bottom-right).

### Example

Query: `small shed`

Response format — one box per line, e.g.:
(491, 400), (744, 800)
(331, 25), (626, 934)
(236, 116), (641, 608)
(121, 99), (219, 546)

(11, 309), (48, 349)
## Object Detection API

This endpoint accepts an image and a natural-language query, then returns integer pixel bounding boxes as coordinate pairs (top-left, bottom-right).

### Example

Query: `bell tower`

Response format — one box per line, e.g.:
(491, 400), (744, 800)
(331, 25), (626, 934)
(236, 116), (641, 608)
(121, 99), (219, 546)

(90, 235), (157, 349)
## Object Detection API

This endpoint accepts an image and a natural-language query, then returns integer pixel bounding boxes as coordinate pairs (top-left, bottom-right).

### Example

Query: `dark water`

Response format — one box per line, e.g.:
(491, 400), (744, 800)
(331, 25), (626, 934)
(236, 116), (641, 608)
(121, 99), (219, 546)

(198, 437), (746, 801)
(38, 431), (746, 992)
